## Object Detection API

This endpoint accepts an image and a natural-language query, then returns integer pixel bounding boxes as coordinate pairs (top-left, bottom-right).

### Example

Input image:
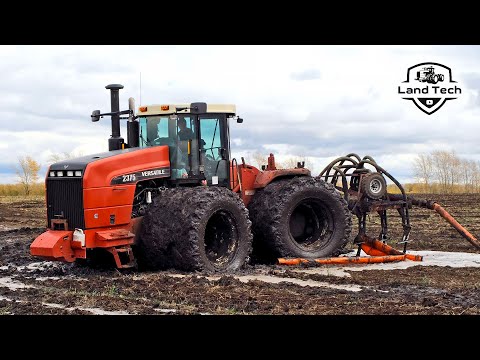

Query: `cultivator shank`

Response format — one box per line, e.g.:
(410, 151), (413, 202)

(319, 153), (413, 254)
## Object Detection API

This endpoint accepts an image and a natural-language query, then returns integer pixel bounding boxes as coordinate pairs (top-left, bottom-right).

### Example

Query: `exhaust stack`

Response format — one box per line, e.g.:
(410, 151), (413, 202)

(127, 97), (139, 148)
(106, 84), (125, 151)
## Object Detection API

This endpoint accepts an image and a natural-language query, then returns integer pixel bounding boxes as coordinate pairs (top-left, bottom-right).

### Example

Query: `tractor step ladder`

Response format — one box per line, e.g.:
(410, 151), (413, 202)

(106, 245), (136, 269)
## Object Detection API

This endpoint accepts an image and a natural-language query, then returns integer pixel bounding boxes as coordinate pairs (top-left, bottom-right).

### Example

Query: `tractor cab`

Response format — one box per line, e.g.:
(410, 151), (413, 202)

(424, 67), (435, 75)
(136, 103), (242, 187)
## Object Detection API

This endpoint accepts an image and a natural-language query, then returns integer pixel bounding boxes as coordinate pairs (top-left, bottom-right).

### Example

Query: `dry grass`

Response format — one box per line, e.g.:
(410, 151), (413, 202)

(0, 183), (45, 197)
(387, 182), (480, 194)
(0, 195), (44, 204)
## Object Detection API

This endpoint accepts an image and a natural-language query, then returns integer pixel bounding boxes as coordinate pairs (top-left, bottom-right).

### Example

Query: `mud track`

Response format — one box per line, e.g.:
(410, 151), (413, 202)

(1, 194), (480, 315)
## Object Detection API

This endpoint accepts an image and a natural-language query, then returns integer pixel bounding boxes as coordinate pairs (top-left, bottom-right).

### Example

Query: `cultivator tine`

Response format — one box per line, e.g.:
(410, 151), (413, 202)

(379, 210), (388, 243)
(354, 214), (367, 257)
(356, 245), (362, 257)
(394, 206), (412, 253)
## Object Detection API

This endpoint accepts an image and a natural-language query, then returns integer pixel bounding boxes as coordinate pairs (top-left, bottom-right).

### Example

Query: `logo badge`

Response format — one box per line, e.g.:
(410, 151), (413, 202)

(64, 165), (69, 169)
(398, 62), (462, 115)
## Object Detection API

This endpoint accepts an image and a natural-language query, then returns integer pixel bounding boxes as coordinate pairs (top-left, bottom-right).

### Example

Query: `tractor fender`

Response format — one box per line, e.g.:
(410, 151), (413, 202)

(253, 168), (311, 189)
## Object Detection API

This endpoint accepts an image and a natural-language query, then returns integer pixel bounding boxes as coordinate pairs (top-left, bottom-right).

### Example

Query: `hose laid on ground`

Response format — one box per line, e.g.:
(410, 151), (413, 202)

(277, 237), (423, 266)
(361, 238), (423, 261)
(431, 203), (480, 250)
(389, 194), (480, 250)
(278, 255), (408, 266)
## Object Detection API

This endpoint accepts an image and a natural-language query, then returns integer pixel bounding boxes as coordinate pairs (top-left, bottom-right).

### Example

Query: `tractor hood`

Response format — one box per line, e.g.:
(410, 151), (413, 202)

(48, 146), (171, 188)
(49, 148), (143, 172)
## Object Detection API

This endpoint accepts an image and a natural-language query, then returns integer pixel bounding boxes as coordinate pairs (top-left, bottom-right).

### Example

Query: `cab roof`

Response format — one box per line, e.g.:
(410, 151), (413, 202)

(138, 104), (236, 116)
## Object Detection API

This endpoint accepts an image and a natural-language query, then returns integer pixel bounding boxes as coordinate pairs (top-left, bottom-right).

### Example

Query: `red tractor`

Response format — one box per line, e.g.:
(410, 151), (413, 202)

(30, 84), (353, 272)
(415, 66), (445, 84)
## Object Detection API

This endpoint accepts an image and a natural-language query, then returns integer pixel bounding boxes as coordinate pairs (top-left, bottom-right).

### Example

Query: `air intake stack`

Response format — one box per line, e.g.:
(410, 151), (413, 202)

(106, 84), (124, 151)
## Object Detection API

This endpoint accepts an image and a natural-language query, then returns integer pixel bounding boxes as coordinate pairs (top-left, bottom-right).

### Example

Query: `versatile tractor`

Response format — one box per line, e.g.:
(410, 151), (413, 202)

(30, 84), (353, 271)
(30, 84), (480, 272)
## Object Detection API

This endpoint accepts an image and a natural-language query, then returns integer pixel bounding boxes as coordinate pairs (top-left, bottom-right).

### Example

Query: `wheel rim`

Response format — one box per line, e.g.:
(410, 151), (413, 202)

(204, 210), (239, 268)
(288, 199), (334, 251)
(369, 179), (383, 194)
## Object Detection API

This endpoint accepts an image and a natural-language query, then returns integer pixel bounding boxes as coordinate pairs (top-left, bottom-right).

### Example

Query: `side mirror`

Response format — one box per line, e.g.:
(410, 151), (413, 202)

(236, 117), (243, 123)
(91, 110), (101, 122)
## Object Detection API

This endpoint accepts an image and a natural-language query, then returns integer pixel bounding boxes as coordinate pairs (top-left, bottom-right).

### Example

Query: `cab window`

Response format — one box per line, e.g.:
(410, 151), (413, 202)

(139, 116), (169, 147)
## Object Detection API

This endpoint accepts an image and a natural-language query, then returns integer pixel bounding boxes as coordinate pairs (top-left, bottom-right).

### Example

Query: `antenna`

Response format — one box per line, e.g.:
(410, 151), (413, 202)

(139, 72), (142, 105)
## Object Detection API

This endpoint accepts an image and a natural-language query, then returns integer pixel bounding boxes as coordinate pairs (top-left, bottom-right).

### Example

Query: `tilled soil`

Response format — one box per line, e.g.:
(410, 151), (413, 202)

(1, 194), (480, 315)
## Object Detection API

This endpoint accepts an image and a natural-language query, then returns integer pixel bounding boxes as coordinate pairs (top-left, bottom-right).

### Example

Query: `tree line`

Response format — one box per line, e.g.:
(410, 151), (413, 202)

(251, 150), (480, 195)
(412, 150), (480, 194)
(0, 152), (83, 197)
(3, 150), (480, 197)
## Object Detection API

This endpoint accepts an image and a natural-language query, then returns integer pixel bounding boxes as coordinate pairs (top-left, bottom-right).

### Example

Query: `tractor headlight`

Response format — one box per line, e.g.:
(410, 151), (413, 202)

(57, 171), (64, 177)
(75, 171), (82, 177)
(67, 171), (74, 177)
(49, 171), (55, 177)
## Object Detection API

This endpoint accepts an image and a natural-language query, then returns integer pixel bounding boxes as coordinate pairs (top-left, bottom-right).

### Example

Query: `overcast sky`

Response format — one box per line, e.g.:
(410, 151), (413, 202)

(1, 45), (479, 184)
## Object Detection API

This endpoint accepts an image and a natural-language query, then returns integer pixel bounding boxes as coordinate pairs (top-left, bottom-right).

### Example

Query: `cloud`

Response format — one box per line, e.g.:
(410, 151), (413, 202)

(1, 45), (480, 185)
(290, 69), (321, 81)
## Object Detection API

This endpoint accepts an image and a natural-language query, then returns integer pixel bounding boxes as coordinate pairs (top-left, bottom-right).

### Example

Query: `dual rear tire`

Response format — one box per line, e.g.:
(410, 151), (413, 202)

(248, 177), (352, 262)
(136, 176), (352, 272)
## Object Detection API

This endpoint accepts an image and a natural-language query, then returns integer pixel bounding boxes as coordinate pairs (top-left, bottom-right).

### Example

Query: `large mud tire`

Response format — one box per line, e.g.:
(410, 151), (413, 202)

(135, 186), (253, 272)
(248, 176), (352, 262)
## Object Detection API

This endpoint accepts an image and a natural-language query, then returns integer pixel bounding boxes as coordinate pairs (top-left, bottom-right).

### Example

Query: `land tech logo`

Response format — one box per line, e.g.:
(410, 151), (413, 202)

(398, 62), (462, 115)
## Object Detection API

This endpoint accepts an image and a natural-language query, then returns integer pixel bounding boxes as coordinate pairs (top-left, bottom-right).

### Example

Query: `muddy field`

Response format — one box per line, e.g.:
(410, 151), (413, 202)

(1, 194), (480, 315)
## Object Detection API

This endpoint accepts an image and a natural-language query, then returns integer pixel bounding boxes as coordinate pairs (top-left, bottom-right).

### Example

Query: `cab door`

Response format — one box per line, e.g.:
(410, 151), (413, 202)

(198, 114), (229, 186)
